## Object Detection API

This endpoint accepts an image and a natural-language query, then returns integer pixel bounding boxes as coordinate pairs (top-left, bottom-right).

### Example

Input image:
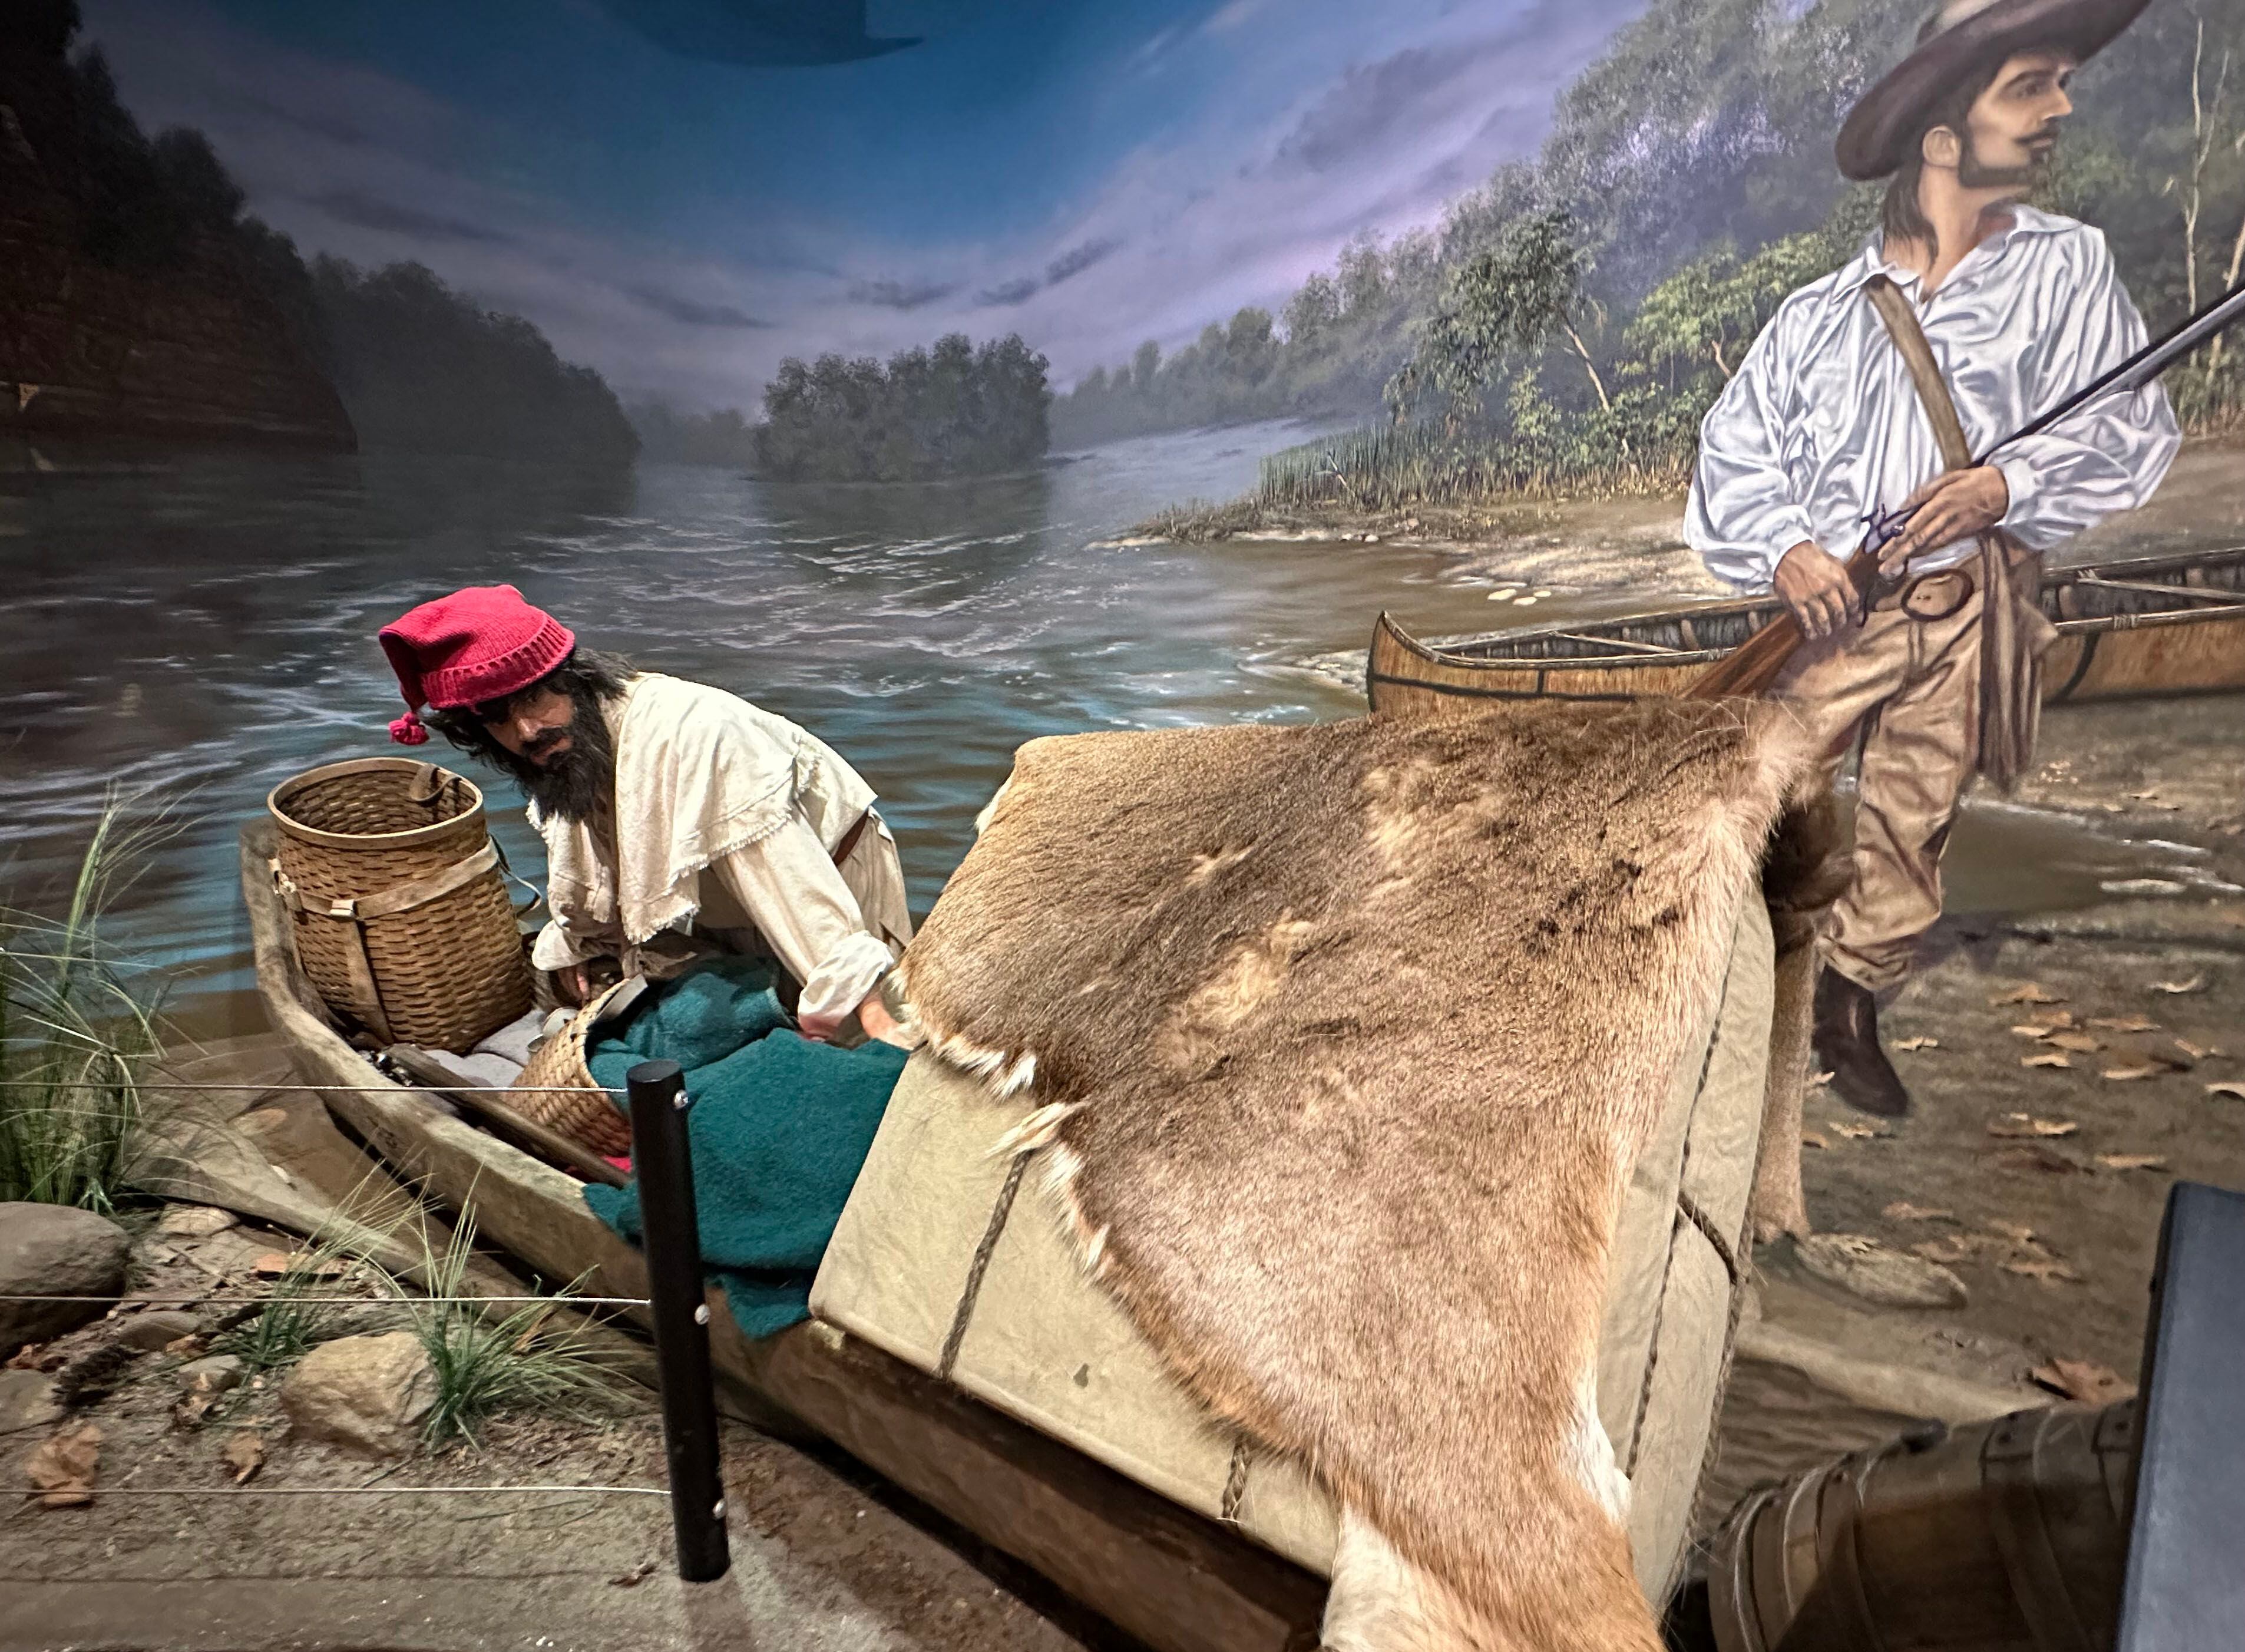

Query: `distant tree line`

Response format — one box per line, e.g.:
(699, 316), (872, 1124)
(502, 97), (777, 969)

(630, 404), (758, 467)
(1107, 0), (2245, 508)
(5, 1), (639, 467)
(755, 333), (1050, 482)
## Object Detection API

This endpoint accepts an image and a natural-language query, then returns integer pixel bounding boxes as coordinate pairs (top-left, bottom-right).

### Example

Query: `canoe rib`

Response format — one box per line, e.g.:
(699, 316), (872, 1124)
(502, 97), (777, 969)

(1368, 547), (2245, 713)
(239, 820), (1327, 1652)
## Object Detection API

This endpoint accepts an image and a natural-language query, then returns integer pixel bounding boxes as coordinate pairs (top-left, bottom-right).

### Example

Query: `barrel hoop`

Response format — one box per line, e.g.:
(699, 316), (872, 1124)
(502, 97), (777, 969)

(1985, 1414), (2100, 1652)
(936, 1150), (1031, 1382)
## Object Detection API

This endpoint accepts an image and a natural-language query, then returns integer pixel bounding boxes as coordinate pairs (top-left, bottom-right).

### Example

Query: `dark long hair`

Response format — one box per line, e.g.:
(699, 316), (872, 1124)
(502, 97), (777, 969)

(1881, 54), (2012, 253)
(425, 646), (636, 822)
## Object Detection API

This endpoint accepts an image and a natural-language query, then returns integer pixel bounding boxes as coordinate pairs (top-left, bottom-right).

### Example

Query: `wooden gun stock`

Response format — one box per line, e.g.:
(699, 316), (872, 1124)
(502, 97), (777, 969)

(1685, 542), (1883, 701)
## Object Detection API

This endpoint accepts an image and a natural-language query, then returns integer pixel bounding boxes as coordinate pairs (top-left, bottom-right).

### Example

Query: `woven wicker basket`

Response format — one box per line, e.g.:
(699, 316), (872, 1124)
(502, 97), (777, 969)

(267, 758), (532, 1053)
(510, 979), (640, 1158)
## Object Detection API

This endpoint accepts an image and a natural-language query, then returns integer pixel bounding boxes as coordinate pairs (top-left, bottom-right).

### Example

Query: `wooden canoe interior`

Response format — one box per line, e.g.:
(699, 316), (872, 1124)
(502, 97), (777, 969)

(239, 820), (1328, 1652)
(1368, 545), (2245, 712)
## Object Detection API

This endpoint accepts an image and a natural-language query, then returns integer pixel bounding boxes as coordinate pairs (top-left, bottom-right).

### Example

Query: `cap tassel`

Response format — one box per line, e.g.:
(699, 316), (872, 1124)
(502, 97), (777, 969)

(389, 710), (429, 746)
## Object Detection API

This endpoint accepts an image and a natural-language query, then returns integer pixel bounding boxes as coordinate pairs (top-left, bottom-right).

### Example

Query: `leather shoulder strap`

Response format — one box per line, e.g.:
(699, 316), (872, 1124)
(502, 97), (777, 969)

(1864, 273), (1975, 473)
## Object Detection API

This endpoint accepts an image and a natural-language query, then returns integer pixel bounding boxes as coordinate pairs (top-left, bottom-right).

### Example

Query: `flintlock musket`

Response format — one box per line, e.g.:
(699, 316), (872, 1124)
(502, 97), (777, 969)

(1688, 277), (2245, 702)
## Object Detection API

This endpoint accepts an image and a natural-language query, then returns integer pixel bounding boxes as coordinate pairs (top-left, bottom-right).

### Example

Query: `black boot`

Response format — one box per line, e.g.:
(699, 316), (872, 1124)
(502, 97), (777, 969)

(1812, 967), (1911, 1118)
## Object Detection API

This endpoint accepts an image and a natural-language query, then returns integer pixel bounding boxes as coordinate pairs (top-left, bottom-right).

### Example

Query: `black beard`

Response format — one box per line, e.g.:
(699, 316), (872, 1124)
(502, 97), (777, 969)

(485, 687), (617, 824)
(1959, 127), (2055, 191)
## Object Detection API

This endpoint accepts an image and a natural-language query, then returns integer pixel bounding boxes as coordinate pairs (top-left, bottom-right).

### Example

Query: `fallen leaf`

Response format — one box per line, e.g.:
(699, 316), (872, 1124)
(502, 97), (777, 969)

(1831, 1121), (1887, 1140)
(2095, 1154), (2169, 1172)
(2151, 976), (2206, 995)
(163, 1334), (206, 1359)
(249, 1252), (345, 1280)
(1992, 983), (2065, 1006)
(2174, 1038), (2220, 1060)
(1801, 1131), (1831, 1150)
(1984, 1219), (2038, 1243)
(1883, 1201), (1955, 1222)
(2091, 1015), (2160, 1033)
(2207, 1081), (2245, 1101)
(1806, 1071), (1834, 1090)
(2102, 1063), (2168, 1082)
(2031, 1359), (2136, 1405)
(4, 1343), (51, 1372)
(609, 1560), (658, 1589)
(2002, 1256), (2084, 1284)
(1990, 1144), (2086, 1174)
(1893, 1036), (1940, 1052)
(2021, 1052), (2072, 1069)
(221, 1432), (264, 1485)
(26, 1423), (100, 1508)
(2045, 1032), (2103, 1053)
(1988, 1114), (2079, 1138)
(1912, 1235), (1982, 1264)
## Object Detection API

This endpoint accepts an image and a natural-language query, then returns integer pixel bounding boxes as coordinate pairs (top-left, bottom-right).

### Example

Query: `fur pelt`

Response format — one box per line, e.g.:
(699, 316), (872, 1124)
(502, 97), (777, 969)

(899, 699), (1819, 1651)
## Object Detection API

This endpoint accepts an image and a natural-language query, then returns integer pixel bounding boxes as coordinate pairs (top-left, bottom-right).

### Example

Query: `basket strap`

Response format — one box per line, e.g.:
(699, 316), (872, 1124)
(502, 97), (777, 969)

(274, 857), (395, 1042)
(347, 840), (501, 921)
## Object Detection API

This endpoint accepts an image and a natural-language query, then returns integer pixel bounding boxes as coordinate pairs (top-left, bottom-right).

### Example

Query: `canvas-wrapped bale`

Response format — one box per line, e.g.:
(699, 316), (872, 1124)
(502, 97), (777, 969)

(266, 758), (533, 1052)
(818, 696), (1823, 1651)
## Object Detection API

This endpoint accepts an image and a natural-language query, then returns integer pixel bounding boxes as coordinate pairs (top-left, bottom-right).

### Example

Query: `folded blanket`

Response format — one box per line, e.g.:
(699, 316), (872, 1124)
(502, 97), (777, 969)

(580, 961), (907, 1337)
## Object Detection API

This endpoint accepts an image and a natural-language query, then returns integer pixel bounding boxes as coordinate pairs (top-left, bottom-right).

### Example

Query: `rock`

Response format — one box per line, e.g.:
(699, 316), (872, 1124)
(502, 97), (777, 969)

(281, 1331), (434, 1457)
(0, 1368), (62, 1436)
(117, 1311), (202, 1352)
(156, 1204), (239, 1238)
(1796, 1232), (1970, 1310)
(174, 1355), (245, 1395)
(0, 1203), (132, 1357)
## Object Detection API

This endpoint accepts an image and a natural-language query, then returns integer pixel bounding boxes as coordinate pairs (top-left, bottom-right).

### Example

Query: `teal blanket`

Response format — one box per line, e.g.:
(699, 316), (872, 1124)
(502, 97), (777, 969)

(578, 962), (908, 1338)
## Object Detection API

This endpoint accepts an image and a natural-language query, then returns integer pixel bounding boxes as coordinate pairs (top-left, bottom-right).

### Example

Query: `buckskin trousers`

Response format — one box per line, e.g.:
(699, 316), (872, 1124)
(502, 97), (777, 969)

(1768, 570), (1984, 993)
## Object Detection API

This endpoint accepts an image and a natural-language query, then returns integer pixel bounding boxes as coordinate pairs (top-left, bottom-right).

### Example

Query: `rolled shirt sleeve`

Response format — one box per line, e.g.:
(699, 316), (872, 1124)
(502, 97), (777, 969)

(708, 816), (894, 1036)
(1992, 235), (2180, 550)
(1684, 316), (1816, 592)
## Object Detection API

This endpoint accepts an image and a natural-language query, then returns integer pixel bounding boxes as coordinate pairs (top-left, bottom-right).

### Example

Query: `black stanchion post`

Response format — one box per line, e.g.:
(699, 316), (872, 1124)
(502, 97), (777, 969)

(627, 1058), (730, 1583)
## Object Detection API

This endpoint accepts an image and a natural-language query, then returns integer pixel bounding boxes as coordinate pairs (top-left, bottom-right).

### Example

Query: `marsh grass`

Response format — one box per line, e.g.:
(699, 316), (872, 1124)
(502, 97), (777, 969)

(213, 1221), (394, 1379)
(0, 801), (173, 1214)
(389, 1204), (627, 1449)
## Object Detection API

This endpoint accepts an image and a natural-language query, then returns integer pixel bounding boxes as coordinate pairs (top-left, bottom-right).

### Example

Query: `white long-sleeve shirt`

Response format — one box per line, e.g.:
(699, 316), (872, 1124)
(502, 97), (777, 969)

(1685, 206), (2180, 591)
(527, 674), (912, 1035)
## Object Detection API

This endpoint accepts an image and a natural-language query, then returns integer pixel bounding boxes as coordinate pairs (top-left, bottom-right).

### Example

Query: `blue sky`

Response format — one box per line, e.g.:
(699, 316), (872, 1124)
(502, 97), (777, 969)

(84, 0), (1649, 408)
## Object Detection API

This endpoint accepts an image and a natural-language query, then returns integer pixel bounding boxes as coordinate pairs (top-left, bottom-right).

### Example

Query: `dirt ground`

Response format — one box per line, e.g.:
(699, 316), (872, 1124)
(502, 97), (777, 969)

(1, 1208), (1117, 1652)
(1765, 688), (2245, 1393)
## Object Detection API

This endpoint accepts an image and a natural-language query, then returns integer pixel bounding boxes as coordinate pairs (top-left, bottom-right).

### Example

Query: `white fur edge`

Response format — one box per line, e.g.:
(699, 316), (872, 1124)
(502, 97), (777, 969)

(1322, 1506), (1491, 1652)
(988, 1101), (1082, 1159)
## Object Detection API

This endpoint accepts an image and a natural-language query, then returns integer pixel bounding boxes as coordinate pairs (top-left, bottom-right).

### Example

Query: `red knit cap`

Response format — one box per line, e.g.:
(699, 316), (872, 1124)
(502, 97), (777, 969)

(377, 585), (576, 745)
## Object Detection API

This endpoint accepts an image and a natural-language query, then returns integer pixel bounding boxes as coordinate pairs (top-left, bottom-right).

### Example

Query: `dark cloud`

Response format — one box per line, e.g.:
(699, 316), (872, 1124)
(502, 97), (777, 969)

(595, 0), (918, 68)
(621, 283), (772, 328)
(306, 189), (513, 244)
(1273, 45), (1479, 176)
(974, 275), (1042, 307)
(849, 276), (960, 310)
(1042, 237), (1120, 286)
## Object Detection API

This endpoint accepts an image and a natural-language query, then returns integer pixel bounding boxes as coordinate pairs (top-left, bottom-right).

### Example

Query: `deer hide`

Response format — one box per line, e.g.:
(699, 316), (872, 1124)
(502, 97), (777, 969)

(900, 699), (1818, 1652)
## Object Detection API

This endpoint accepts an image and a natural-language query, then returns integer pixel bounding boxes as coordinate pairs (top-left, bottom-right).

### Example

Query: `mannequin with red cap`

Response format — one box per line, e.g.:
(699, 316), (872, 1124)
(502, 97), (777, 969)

(378, 585), (914, 1046)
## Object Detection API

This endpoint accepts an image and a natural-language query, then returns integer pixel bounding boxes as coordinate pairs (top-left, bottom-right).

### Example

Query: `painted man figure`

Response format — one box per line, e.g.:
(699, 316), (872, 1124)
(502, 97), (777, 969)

(378, 584), (914, 1045)
(1686, 0), (2178, 1116)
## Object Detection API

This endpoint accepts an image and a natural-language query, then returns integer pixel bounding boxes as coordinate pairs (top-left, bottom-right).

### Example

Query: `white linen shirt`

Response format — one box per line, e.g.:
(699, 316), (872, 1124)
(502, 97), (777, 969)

(1684, 206), (2180, 591)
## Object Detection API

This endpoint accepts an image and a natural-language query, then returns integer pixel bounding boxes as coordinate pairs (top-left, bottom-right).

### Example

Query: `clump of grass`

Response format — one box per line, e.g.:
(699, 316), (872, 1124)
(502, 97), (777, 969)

(0, 799), (171, 1214)
(213, 1224), (391, 1379)
(394, 1204), (626, 1449)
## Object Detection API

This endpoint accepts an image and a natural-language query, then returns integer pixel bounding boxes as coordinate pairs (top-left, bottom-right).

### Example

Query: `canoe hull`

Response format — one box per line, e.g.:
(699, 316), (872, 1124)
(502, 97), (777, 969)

(1368, 549), (2245, 713)
(239, 820), (1327, 1652)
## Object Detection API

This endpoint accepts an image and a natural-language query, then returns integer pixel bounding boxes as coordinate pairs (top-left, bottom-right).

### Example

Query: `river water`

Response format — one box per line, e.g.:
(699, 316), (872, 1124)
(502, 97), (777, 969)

(2, 421), (2230, 1035)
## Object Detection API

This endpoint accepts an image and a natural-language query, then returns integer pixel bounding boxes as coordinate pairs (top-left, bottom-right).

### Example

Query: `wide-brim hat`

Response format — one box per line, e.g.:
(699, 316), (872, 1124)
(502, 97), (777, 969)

(1836, 0), (2153, 181)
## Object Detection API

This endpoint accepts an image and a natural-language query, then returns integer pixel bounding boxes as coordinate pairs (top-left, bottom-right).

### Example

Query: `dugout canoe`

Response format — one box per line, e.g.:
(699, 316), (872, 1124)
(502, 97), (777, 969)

(1366, 544), (2245, 713)
(238, 818), (1330, 1652)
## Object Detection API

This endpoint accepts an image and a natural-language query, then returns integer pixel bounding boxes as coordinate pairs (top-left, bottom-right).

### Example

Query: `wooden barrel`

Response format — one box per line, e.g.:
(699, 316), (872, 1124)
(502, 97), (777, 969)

(1707, 1399), (2135, 1652)
(267, 758), (532, 1052)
